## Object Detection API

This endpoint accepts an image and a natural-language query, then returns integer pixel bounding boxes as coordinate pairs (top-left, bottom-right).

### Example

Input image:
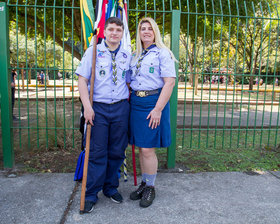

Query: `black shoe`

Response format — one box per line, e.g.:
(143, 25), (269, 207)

(81, 200), (95, 213)
(130, 181), (146, 200)
(110, 192), (123, 203)
(139, 186), (155, 208)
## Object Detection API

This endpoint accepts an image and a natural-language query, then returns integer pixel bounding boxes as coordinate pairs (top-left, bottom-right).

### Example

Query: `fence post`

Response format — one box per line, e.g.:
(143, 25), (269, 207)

(168, 10), (181, 168)
(0, 2), (14, 168)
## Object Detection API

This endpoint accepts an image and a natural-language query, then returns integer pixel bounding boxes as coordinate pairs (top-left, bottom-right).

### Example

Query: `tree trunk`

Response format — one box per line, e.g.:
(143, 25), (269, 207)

(195, 67), (199, 95)
(28, 66), (31, 84)
(21, 67), (25, 90)
(189, 63), (193, 86)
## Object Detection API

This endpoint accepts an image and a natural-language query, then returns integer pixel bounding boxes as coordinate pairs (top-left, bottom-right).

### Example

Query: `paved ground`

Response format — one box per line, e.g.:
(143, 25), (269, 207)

(1, 171), (280, 224)
(177, 103), (280, 128)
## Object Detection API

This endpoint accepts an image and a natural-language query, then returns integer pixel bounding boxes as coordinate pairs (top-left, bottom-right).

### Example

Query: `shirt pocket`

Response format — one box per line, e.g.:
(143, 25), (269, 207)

(96, 62), (110, 79)
(141, 57), (160, 75)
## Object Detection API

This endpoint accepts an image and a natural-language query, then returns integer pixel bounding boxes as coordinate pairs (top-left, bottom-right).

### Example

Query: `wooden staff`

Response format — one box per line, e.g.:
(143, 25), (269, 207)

(80, 35), (97, 213)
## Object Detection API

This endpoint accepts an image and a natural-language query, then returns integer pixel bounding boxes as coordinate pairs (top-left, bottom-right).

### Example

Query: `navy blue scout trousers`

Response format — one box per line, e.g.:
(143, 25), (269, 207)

(84, 100), (129, 203)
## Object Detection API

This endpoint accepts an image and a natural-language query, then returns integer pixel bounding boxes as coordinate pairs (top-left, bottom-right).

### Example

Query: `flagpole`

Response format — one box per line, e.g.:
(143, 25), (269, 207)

(80, 35), (97, 214)
(123, 0), (137, 186)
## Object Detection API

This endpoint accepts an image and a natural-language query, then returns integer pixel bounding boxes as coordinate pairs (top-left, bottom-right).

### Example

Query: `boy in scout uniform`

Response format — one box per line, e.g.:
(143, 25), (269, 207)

(76, 17), (131, 213)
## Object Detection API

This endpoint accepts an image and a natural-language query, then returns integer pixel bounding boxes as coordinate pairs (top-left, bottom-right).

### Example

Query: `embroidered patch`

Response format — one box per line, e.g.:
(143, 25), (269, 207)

(149, 67), (154, 73)
(122, 52), (127, 58)
(97, 50), (105, 58)
(98, 52), (105, 58)
(122, 70), (126, 79)
(99, 70), (106, 77)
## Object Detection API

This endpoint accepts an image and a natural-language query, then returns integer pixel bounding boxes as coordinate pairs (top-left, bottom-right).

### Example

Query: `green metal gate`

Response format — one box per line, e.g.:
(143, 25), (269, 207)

(1, 0), (280, 171)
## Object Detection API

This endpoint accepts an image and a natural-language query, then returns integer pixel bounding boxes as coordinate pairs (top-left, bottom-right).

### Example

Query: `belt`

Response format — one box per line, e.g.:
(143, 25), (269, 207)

(134, 89), (159, 97)
(109, 99), (126, 105)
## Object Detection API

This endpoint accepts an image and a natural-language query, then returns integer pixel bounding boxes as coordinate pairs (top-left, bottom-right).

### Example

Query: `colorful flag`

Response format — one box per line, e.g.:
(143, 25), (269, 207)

(95, 0), (107, 40)
(121, 0), (131, 53)
(88, 0), (131, 52)
(80, 0), (95, 50)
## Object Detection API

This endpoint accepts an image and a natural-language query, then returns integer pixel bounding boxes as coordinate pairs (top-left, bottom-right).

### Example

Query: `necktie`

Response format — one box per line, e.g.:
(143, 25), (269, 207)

(111, 53), (117, 85)
(135, 49), (148, 76)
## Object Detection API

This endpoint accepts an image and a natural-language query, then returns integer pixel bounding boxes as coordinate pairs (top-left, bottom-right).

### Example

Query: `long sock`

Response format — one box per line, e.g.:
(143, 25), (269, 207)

(145, 173), (157, 186)
(142, 173), (147, 183)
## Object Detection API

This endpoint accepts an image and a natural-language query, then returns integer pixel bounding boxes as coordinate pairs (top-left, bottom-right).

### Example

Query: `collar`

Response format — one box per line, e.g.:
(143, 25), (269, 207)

(144, 44), (157, 51)
(99, 39), (127, 57)
(104, 41), (121, 55)
(141, 45), (160, 57)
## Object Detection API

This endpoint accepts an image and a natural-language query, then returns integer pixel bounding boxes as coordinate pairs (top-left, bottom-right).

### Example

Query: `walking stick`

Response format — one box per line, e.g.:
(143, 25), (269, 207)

(80, 35), (97, 214)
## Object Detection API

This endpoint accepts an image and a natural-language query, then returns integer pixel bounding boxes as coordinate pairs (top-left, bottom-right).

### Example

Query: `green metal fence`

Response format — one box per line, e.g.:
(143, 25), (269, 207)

(178, 1), (280, 150)
(1, 0), (280, 170)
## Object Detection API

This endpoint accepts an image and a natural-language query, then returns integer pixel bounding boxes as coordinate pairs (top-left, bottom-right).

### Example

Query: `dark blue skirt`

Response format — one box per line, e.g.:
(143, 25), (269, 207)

(129, 90), (171, 148)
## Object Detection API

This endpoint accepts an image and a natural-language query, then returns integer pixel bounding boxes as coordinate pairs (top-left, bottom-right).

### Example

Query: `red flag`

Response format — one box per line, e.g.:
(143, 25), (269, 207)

(96, 0), (107, 40)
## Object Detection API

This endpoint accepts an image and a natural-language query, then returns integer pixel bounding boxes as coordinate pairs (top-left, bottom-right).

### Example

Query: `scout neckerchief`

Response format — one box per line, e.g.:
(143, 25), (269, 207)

(105, 41), (121, 85)
(135, 44), (156, 76)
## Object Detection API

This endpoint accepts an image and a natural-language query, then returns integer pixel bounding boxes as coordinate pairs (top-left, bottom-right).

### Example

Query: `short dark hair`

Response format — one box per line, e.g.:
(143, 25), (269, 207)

(105, 17), (124, 30)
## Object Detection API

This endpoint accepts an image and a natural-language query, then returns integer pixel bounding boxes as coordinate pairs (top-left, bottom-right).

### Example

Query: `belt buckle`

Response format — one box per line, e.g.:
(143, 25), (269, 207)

(137, 91), (146, 97)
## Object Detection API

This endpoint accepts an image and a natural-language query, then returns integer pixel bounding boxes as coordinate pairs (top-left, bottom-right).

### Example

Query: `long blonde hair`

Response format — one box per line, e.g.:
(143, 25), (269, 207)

(135, 17), (177, 61)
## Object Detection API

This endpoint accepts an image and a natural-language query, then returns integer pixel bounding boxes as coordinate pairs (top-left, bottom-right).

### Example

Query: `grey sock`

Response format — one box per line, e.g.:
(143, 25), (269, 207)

(145, 173), (157, 186)
(142, 173), (147, 183)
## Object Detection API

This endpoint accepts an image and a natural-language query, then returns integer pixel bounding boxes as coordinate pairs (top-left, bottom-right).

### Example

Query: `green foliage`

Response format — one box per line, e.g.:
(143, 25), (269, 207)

(8, 0), (82, 60)
(9, 21), (80, 70)
(6, 0), (280, 87)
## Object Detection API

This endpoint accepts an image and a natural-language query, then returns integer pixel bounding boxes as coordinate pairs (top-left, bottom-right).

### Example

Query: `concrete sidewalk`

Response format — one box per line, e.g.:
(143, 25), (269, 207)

(1, 172), (280, 224)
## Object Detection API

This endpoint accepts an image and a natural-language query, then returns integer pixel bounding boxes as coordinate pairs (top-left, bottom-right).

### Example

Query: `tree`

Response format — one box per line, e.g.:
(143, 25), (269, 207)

(8, 0), (83, 60)
(229, 3), (279, 89)
(9, 22), (80, 78)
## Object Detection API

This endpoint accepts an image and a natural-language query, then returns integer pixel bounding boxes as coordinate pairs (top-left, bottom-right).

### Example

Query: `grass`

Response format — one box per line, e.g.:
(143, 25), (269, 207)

(173, 129), (280, 172)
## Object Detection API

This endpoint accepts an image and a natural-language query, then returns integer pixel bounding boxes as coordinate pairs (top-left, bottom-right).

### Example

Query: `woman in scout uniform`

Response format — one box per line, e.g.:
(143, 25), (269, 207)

(129, 17), (176, 208)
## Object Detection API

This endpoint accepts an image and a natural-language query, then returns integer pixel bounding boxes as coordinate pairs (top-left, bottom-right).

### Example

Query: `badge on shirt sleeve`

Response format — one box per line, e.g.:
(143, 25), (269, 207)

(149, 67), (154, 73)
(99, 69), (106, 77)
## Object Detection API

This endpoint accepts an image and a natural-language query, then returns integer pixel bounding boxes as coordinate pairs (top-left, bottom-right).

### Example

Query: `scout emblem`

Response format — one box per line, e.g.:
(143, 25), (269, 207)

(99, 69), (106, 77)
